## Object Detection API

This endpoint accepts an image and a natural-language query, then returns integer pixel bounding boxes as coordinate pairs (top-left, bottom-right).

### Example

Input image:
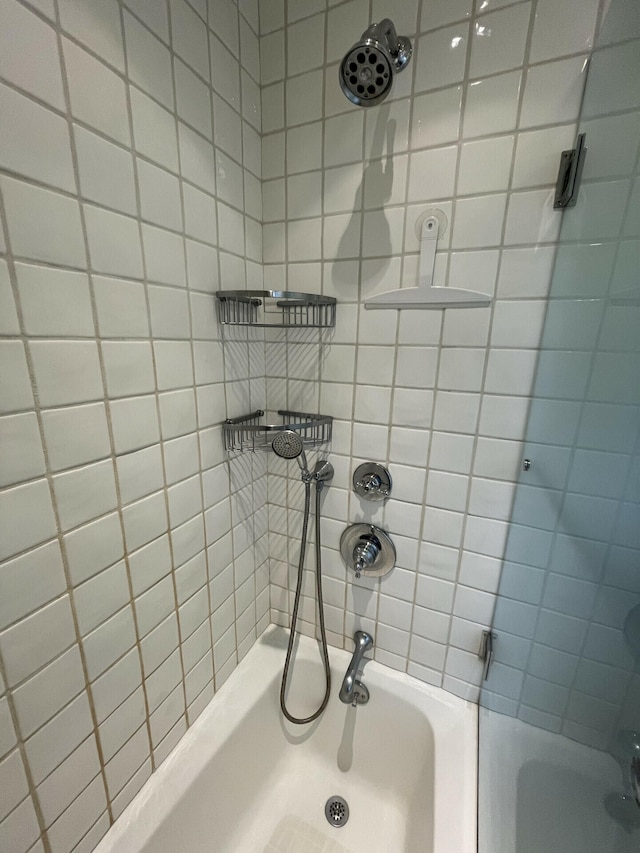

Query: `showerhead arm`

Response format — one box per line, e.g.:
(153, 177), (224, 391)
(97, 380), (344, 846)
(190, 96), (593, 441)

(363, 19), (402, 62)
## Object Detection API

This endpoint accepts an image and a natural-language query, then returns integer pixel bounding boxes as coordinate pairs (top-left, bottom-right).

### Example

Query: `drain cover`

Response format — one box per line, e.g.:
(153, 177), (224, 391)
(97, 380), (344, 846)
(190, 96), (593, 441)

(325, 795), (349, 828)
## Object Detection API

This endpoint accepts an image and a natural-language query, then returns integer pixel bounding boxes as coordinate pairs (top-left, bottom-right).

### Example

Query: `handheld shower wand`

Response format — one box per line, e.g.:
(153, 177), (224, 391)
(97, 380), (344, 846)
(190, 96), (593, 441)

(271, 430), (334, 724)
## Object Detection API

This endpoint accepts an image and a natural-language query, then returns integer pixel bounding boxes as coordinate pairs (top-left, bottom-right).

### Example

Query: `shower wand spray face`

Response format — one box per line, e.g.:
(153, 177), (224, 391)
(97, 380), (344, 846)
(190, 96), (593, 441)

(272, 430), (303, 460)
(271, 430), (310, 480)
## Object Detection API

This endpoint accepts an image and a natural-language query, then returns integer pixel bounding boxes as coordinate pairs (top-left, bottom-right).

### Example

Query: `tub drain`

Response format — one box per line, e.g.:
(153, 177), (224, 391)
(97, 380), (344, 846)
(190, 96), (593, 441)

(325, 795), (349, 828)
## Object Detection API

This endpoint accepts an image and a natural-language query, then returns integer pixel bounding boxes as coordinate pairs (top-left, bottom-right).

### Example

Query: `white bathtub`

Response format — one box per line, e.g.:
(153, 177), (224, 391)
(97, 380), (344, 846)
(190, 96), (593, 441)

(95, 627), (477, 853)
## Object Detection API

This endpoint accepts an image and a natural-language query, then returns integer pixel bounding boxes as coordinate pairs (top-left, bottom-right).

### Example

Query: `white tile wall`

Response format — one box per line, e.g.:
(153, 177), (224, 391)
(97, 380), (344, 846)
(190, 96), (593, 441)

(261, 0), (598, 707)
(0, 0), (264, 850)
(1, 0), (636, 849)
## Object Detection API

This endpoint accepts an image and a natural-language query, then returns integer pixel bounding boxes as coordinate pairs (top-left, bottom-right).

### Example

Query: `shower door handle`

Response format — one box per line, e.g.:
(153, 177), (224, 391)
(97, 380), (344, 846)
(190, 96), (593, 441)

(478, 630), (496, 681)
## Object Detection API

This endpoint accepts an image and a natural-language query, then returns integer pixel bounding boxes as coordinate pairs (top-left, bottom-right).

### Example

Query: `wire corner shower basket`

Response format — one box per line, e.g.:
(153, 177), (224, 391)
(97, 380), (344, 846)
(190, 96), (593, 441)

(222, 410), (333, 453)
(216, 290), (336, 328)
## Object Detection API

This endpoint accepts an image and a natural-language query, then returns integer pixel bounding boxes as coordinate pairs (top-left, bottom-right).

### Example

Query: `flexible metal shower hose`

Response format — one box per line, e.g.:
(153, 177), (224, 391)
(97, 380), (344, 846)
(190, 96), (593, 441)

(279, 479), (331, 724)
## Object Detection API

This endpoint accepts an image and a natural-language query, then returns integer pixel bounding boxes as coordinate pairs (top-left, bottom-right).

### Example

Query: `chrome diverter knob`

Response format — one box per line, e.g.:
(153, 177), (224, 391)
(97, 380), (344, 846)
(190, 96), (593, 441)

(340, 523), (396, 579)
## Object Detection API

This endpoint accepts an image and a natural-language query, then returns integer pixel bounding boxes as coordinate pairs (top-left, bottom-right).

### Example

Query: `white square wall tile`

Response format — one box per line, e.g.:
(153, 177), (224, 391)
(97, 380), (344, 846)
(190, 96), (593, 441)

(30, 341), (103, 408)
(438, 348), (486, 392)
(448, 251), (499, 299)
(0, 82), (75, 193)
(58, 0), (125, 72)
(15, 263), (94, 337)
(365, 98), (410, 159)
(361, 208), (404, 257)
(179, 122), (216, 194)
(512, 125), (577, 189)
(0, 478), (57, 564)
(432, 391), (480, 433)
(148, 285), (191, 339)
(419, 0), (472, 31)
(11, 645), (82, 744)
(170, 0), (208, 80)
(210, 33), (241, 112)
(287, 172), (322, 219)
(520, 56), (588, 129)
(0, 696), (18, 756)
(286, 122), (322, 174)
(0, 749), (30, 821)
(452, 194), (507, 249)
(184, 184), (218, 245)
(0, 540), (66, 633)
(83, 605), (137, 682)
(102, 341), (156, 398)
(74, 124), (137, 215)
(457, 136), (514, 196)
(74, 562), (131, 636)
(84, 205), (144, 279)
(144, 225), (187, 288)
(287, 69), (323, 126)
(53, 459), (118, 532)
(0, 595), (75, 686)
(0, 341), (33, 415)
(24, 691), (94, 785)
(530, 0), (598, 63)
(63, 38), (130, 145)
(0, 0), (65, 109)
(175, 58), (212, 138)
(130, 87), (179, 172)
(1, 177), (85, 268)
(241, 69), (261, 130)
(124, 9), (174, 109)
(94, 276), (149, 338)
(64, 512), (124, 586)
(287, 13), (324, 75)
(408, 146), (457, 203)
(463, 71), (521, 138)
(504, 190), (560, 246)
(110, 396), (160, 455)
(0, 260), (19, 335)
(411, 86), (462, 150)
(137, 160), (183, 233)
(415, 24), (469, 92)
(42, 403), (111, 473)
(0, 412), (45, 488)
(469, 3), (531, 78)
(0, 795), (41, 852)
(324, 112), (364, 167)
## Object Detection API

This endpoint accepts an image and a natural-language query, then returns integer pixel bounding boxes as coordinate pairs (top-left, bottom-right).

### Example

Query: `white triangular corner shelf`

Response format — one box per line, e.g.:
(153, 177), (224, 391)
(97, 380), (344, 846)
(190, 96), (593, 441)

(364, 212), (493, 311)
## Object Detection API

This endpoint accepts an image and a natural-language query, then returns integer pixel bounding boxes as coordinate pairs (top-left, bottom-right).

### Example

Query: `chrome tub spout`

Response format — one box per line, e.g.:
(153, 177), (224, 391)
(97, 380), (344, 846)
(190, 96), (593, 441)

(339, 631), (373, 705)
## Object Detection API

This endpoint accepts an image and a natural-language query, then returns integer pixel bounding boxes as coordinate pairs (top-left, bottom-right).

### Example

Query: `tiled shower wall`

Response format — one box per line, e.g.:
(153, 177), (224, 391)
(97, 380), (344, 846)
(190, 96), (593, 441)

(0, 1), (267, 851)
(263, 0), (603, 699)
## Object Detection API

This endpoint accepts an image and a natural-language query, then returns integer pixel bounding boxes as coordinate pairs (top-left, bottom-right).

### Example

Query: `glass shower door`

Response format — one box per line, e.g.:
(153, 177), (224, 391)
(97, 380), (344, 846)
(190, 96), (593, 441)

(478, 1), (640, 850)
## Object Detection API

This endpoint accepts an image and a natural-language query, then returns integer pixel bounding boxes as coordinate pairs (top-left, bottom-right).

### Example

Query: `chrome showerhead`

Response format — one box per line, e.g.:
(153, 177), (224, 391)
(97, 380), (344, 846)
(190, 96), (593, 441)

(272, 430), (310, 479)
(339, 18), (412, 108)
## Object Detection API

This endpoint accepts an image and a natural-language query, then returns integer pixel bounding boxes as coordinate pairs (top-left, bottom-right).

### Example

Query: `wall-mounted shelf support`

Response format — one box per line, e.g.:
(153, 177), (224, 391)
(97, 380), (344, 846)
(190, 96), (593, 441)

(364, 212), (492, 310)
